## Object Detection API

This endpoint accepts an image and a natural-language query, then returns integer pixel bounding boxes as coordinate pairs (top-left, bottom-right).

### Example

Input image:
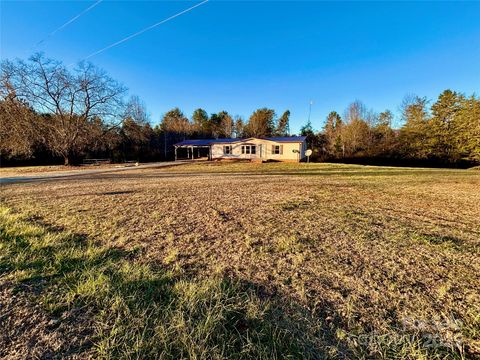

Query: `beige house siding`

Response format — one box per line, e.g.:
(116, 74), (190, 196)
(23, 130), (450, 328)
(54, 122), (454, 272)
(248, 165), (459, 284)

(211, 138), (306, 162)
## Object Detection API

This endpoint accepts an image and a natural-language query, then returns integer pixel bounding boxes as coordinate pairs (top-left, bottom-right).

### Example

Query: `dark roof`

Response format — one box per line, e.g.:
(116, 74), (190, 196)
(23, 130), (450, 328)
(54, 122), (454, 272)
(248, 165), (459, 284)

(262, 136), (307, 143)
(173, 138), (239, 147)
(174, 136), (306, 147)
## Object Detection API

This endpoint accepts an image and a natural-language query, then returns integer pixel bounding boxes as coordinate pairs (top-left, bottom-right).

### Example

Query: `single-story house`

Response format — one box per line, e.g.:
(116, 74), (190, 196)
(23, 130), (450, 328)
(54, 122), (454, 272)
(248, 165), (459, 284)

(173, 136), (307, 162)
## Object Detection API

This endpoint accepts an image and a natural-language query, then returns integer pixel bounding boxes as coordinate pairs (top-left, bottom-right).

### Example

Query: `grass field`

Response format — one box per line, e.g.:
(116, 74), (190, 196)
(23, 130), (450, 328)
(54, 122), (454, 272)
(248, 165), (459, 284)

(1, 162), (479, 359)
(0, 164), (122, 177)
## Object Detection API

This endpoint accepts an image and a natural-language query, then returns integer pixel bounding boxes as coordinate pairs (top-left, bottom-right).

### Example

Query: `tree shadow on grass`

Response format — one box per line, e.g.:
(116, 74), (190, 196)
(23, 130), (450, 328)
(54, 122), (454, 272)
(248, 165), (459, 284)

(1, 210), (466, 359)
(1, 211), (342, 359)
(14, 168), (457, 185)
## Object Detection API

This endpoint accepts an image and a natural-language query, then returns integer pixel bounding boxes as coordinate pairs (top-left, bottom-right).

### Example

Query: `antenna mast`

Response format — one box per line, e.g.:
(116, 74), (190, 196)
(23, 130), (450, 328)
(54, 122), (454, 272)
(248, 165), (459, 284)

(308, 100), (313, 126)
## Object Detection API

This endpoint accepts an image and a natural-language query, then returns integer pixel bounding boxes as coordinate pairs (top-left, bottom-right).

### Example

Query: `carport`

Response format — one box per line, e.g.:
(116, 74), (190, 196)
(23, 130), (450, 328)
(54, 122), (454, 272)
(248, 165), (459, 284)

(173, 139), (212, 161)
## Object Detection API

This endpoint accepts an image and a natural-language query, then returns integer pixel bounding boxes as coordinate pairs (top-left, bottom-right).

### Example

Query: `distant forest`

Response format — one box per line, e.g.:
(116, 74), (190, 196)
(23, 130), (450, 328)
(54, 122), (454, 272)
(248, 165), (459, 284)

(1, 55), (479, 167)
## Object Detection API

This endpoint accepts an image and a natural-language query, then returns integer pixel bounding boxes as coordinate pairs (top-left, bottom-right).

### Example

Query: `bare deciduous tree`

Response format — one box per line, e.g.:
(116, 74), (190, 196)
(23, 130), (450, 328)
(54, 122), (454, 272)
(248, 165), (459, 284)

(1, 53), (127, 164)
(342, 101), (371, 156)
(124, 95), (149, 126)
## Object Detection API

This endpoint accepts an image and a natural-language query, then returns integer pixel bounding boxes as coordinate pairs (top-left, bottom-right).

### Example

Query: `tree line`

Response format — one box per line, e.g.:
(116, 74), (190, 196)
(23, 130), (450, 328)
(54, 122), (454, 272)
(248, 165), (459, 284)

(157, 107), (291, 158)
(1, 54), (478, 166)
(0, 54), (293, 165)
(301, 92), (479, 165)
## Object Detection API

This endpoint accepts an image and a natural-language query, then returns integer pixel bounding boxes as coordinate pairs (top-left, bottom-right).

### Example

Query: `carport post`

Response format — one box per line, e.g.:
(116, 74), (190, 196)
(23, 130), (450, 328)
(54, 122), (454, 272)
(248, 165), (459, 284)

(174, 146), (177, 161)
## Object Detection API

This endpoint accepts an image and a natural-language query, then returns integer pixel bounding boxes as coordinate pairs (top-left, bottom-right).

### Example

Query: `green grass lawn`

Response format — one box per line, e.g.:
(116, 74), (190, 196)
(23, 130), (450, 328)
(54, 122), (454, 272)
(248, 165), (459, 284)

(1, 162), (479, 359)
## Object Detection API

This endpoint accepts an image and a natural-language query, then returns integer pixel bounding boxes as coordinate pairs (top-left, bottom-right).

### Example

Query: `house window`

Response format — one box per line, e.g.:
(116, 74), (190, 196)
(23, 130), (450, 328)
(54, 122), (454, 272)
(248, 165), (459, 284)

(241, 145), (255, 155)
(272, 145), (283, 155)
(223, 145), (231, 154)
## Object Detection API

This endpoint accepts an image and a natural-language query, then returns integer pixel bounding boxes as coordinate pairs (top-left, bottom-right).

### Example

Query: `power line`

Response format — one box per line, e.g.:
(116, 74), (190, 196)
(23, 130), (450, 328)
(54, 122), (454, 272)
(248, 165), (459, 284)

(36, 0), (103, 46)
(77, 0), (209, 63)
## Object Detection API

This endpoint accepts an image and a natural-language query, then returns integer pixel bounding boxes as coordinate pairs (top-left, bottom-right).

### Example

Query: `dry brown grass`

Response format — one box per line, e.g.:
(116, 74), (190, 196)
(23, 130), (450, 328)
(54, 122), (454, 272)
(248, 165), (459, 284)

(1, 162), (479, 358)
(0, 163), (122, 178)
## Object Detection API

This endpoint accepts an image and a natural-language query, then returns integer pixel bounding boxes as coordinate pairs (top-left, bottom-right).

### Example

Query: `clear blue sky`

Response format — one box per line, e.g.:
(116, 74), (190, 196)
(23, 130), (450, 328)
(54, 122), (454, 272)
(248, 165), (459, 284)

(1, 1), (479, 132)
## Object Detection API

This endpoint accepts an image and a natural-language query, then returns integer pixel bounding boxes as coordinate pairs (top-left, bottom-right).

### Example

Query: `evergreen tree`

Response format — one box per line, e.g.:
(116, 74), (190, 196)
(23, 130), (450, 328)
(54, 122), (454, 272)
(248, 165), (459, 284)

(275, 110), (290, 136)
(399, 95), (430, 159)
(300, 120), (313, 137)
(323, 111), (343, 157)
(192, 108), (209, 138)
(218, 111), (234, 138)
(208, 113), (222, 138)
(429, 90), (462, 161)
(159, 108), (190, 159)
(372, 110), (395, 156)
(120, 118), (150, 161)
(300, 120), (315, 149)
(161, 108), (190, 136)
(245, 108), (276, 137)
(454, 95), (480, 162)
(234, 116), (245, 138)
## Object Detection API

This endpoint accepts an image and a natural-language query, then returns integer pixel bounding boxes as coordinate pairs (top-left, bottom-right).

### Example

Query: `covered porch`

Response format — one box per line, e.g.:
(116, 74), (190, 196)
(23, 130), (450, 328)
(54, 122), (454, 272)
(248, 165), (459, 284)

(173, 139), (212, 161)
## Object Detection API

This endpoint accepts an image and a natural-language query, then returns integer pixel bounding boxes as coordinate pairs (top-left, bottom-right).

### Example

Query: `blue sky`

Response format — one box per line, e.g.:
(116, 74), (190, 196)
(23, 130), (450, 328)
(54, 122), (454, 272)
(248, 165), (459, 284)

(1, 1), (479, 132)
